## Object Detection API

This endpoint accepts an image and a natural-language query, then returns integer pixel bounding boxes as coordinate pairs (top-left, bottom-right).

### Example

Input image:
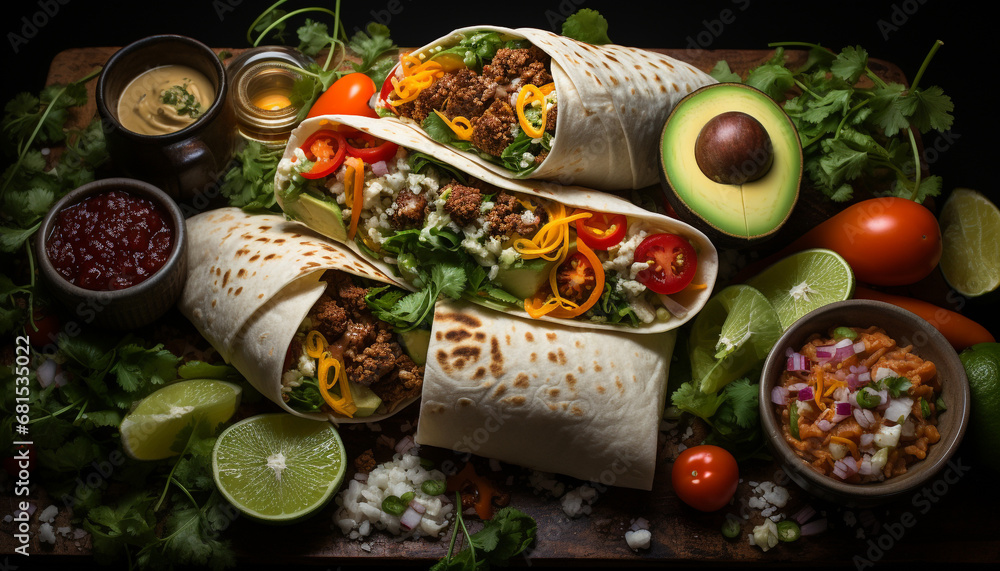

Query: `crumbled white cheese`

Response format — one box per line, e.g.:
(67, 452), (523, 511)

(625, 529), (652, 550)
(38, 504), (59, 524)
(560, 484), (598, 518)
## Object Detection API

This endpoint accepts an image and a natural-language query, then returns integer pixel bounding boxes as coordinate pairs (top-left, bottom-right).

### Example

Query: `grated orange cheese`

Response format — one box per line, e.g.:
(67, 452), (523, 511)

(306, 331), (357, 417)
(389, 55), (445, 106)
(830, 436), (860, 460)
(433, 111), (474, 140)
(515, 84), (549, 139)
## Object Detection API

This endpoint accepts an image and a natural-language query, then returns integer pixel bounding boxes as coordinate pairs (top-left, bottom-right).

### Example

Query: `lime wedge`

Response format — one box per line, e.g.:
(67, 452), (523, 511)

(745, 248), (855, 330)
(690, 284), (782, 394)
(120, 379), (242, 461)
(212, 413), (346, 523)
(939, 188), (1000, 297)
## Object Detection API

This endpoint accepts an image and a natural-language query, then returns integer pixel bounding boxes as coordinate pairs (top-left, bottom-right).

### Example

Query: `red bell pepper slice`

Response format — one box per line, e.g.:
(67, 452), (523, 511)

(299, 130), (348, 180)
(345, 131), (399, 164)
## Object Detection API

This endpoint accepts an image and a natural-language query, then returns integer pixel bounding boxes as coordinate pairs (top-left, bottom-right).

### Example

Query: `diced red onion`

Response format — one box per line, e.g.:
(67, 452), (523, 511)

(787, 382), (808, 392)
(857, 371), (871, 383)
(850, 364), (867, 374)
(833, 368), (848, 381)
(833, 458), (858, 479)
(656, 293), (690, 318)
(835, 402), (853, 416)
(399, 506), (423, 530)
(798, 386), (814, 401)
(36, 359), (57, 388)
(800, 518), (828, 536)
(786, 352), (810, 372)
(876, 390), (889, 411)
(860, 433), (875, 447)
(815, 345), (837, 362)
(630, 517), (650, 531)
(371, 160), (389, 177)
(408, 499), (426, 514)
(395, 434), (416, 455)
(792, 504), (817, 525)
(853, 341), (866, 353)
(771, 386), (790, 405)
(817, 419), (835, 432)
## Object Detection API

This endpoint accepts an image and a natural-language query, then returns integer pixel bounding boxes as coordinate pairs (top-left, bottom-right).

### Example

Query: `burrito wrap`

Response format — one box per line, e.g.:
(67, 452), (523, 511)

(179, 207), (416, 421)
(415, 300), (676, 490)
(389, 26), (717, 190)
(276, 114), (719, 334)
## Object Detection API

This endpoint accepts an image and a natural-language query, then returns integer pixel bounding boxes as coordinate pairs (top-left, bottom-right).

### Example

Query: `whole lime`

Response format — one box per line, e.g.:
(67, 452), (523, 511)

(959, 342), (1000, 473)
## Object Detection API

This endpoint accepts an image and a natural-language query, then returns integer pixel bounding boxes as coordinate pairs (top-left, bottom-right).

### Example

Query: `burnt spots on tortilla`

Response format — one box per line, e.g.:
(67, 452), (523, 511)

(474, 332), (486, 342)
(547, 352), (558, 363)
(489, 336), (503, 377)
(548, 387), (560, 398)
(211, 299), (217, 307)
(565, 373), (577, 391)
(530, 352), (537, 362)
(436, 331), (444, 341)
(446, 329), (472, 342)
(233, 287), (243, 296)
(474, 367), (487, 381)
(435, 350), (450, 372)
(513, 374), (530, 389)
(546, 333), (557, 342)
(237, 269), (247, 278)
(240, 233), (254, 240)
(301, 251), (315, 256)
(505, 395), (526, 406)
(616, 377), (625, 395)
(596, 385), (606, 394)
(256, 237), (270, 243)
(492, 383), (506, 398)
(440, 312), (483, 329)
(525, 332), (534, 342)
(264, 253), (278, 260)
(274, 238), (285, 244)
(249, 254), (260, 262)
(451, 346), (481, 362)
(222, 269), (231, 287)
(235, 248), (250, 257)
(571, 404), (584, 417)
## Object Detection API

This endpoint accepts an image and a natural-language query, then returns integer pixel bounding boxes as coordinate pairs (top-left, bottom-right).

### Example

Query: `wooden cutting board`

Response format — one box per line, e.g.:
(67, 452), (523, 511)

(9, 46), (996, 567)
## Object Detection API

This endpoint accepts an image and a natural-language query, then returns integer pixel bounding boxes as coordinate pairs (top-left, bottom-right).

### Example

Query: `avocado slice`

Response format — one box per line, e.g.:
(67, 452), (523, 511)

(398, 328), (430, 366)
(493, 257), (557, 300)
(282, 192), (348, 243)
(659, 83), (802, 248)
(325, 381), (383, 418)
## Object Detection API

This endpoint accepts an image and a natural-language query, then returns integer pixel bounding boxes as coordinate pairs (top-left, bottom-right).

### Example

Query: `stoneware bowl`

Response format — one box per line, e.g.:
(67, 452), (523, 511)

(35, 178), (188, 331)
(96, 34), (236, 202)
(758, 299), (970, 507)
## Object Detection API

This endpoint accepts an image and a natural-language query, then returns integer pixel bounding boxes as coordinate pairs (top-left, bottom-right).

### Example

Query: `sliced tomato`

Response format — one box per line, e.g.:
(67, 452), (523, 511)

(633, 233), (698, 295)
(306, 72), (378, 119)
(378, 62), (402, 115)
(573, 209), (627, 250)
(345, 131), (399, 163)
(299, 130), (348, 180)
(556, 252), (598, 305)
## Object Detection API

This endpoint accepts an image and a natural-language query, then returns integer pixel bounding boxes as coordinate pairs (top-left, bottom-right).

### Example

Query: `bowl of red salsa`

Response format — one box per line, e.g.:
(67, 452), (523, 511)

(35, 178), (188, 330)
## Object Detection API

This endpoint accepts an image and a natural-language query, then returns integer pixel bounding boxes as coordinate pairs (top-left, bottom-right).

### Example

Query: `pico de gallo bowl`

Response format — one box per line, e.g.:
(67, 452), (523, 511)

(759, 300), (970, 506)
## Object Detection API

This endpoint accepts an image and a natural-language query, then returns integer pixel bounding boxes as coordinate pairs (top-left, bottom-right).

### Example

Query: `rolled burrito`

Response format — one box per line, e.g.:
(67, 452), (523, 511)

(415, 300), (676, 490)
(179, 207), (425, 422)
(274, 114), (718, 335)
(375, 26), (717, 190)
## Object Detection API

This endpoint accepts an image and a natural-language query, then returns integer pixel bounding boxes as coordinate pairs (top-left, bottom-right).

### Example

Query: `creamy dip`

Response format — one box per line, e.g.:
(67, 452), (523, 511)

(117, 64), (215, 135)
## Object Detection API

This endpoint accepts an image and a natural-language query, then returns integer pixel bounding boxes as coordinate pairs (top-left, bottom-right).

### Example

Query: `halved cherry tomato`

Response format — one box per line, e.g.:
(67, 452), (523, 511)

(306, 72), (378, 119)
(573, 209), (627, 250)
(345, 131), (399, 163)
(378, 62), (401, 115)
(671, 445), (739, 512)
(556, 251), (598, 305)
(25, 307), (60, 348)
(634, 233), (698, 295)
(299, 130), (347, 180)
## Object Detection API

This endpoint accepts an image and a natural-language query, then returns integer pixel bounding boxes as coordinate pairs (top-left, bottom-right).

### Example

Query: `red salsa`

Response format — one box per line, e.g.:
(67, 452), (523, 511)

(45, 190), (173, 291)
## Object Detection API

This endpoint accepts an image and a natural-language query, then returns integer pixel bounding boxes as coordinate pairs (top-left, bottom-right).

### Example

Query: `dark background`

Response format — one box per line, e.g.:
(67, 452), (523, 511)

(3, 0), (988, 194)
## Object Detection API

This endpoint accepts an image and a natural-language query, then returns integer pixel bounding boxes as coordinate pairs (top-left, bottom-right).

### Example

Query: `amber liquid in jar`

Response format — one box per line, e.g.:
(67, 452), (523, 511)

(229, 47), (310, 148)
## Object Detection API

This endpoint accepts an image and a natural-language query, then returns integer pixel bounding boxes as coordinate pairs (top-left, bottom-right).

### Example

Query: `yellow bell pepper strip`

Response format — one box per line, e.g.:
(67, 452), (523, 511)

(515, 84), (549, 139)
(433, 111), (474, 141)
(390, 56), (445, 107)
(306, 331), (357, 417)
(344, 156), (366, 242)
(534, 239), (606, 319)
(512, 203), (591, 261)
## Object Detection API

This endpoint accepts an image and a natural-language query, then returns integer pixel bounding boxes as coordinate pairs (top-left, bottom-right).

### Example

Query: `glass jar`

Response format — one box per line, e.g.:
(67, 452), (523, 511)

(226, 46), (314, 148)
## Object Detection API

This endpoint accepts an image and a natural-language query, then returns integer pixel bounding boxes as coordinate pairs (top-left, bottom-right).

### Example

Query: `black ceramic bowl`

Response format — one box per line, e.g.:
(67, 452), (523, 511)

(96, 34), (236, 202)
(759, 300), (970, 507)
(35, 178), (188, 330)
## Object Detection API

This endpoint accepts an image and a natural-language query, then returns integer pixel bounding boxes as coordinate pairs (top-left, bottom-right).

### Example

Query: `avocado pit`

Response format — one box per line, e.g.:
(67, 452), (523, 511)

(694, 111), (773, 185)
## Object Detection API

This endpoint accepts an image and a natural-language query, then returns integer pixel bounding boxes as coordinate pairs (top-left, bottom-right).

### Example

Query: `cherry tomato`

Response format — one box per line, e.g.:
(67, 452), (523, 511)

(25, 307), (60, 348)
(555, 251), (598, 304)
(378, 62), (401, 115)
(299, 130), (348, 179)
(573, 209), (627, 250)
(345, 131), (399, 163)
(306, 73), (378, 119)
(671, 445), (739, 512)
(633, 233), (698, 295)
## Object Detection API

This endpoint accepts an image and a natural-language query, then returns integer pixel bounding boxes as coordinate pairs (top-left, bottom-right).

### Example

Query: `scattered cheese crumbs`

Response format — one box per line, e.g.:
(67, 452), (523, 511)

(38, 504), (59, 523)
(560, 484), (598, 518)
(625, 529), (652, 551)
(38, 522), (56, 544)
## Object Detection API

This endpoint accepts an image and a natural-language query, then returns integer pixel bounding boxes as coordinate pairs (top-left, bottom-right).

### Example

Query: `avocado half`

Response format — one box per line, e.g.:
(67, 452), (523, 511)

(659, 83), (802, 248)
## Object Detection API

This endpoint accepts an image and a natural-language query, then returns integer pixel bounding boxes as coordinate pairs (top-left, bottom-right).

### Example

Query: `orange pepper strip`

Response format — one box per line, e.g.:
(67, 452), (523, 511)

(815, 368), (825, 411)
(547, 240), (606, 319)
(318, 352), (357, 417)
(830, 436), (861, 460)
(345, 157), (365, 241)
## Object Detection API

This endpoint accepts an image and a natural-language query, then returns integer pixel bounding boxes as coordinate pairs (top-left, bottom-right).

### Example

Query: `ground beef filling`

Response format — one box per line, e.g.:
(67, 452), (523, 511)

(441, 181), (541, 239)
(285, 271), (424, 412)
(397, 46), (555, 158)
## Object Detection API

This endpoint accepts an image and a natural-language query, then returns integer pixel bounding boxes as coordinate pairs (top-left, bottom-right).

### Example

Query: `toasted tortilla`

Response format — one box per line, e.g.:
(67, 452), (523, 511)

(381, 26), (717, 190)
(415, 300), (676, 490)
(275, 114), (719, 335)
(179, 207), (418, 422)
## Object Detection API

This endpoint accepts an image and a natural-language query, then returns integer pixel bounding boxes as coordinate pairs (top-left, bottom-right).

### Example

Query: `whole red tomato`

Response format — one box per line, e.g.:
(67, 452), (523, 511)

(671, 445), (739, 512)
(306, 73), (378, 119)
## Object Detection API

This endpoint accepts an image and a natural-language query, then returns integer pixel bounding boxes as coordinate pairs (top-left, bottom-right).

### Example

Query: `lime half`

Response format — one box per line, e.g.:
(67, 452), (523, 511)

(940, 188), (1000, 297)
(120, 379), (242, 461)
(212, 413), (346, 523)
(746, 248), (855, 330)
(689, 284), (783, 394)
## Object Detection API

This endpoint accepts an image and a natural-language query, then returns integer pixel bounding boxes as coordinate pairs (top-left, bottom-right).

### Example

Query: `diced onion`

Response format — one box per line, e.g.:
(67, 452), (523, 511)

(817, 419), (835, 432)
(786, 352), (810, 371)
(36, 359), (57, 388)
(798, 386), (814, 401)
(792, 505), (817, 525)
(395, 434), (416, 455)
(787, 382), (808, 392)
(835, 402), (852, 417)
(408, 499), (426, 514)
(800, 518), (828, 536)
(399, 506), (423, 530)
(371, 160), (389, 177)
(853, 407), (876, 429)
(771, 386), (790, 405)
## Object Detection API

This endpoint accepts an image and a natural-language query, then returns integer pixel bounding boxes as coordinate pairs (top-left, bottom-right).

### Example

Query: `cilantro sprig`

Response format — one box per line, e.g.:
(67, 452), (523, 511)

(670, 377), (769, 462)
(715, 40), (953, 203)
(431, 498), (537, 571)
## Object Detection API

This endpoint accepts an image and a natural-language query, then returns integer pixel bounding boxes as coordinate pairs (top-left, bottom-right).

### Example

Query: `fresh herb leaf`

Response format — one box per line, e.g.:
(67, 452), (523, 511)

(433, 498), (537, 570)
(219, 140), (283, 211)
(349, 22), (397, 82)
(561, 9), (612, 45)
(875, 375), (913, 398)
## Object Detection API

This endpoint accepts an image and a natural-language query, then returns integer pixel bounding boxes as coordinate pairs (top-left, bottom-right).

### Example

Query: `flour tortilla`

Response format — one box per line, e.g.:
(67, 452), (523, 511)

(276, 114), (719, 334)
(415, 300), (676, 490)
(383, 26), (717, 190)
(178, 207), (418, 421)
